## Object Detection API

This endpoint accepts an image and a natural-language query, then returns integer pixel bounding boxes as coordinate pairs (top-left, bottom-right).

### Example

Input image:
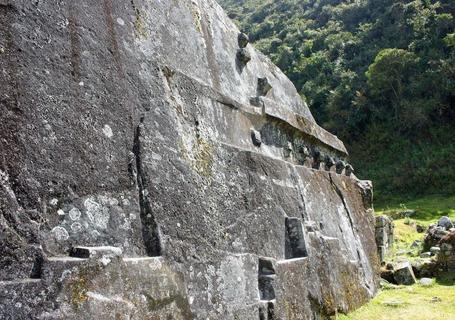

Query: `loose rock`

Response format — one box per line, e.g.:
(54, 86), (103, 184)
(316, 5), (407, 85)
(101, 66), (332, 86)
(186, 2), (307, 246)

(438, 216), (454, 230)
(419, 278), (433, 286)
(393, 261), (417, 285)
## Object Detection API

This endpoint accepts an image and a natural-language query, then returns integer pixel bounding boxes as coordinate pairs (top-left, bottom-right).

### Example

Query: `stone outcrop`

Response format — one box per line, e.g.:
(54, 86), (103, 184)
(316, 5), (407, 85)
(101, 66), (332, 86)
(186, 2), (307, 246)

(392, 262), (416, 285)
(0, 0), (379, 319)
(375, 215), (394, 262)
(424, 220), (454, 251)
(437, 230), (455, 270)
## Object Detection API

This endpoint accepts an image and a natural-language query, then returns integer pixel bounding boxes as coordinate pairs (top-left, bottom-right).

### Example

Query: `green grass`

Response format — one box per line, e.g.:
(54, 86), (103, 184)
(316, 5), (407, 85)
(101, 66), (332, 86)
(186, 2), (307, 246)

(376, 195), (455, 261)
(375, 194), (455, 223)
(337, 195), (455, 319)
(340, 272), (455, 320)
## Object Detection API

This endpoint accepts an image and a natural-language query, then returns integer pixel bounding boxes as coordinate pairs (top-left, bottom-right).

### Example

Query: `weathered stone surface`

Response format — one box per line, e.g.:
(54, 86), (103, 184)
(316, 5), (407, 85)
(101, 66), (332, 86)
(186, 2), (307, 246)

(437, 230), (455, 270)
(0, 0), (378, 318)
(438, 216), (454, 230)
(419, 277), (433, 286)
(424, 224), (450, 251)
(420, 252), (432, 258)
(393, 262), (416, 285)
(375, 215), (394, 262)
(411, 259), (438, 278)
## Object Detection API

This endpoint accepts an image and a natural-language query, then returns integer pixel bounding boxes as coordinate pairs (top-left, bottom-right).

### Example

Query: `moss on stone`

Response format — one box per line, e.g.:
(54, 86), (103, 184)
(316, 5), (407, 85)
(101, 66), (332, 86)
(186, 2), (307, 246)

(134, 9), (149, 39)
(178, 136), (214, 178)
(66, 264), (102, 310)
(68, 274), (89, 309)
(193, 137), (214, 178)
(190, 4), (202, 33)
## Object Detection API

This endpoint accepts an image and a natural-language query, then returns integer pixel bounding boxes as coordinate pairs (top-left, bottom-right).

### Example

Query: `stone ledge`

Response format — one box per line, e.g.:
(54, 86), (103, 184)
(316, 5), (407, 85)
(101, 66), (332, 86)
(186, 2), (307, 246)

(165, 66), (347, 155)
(0, 279), (41, 287)
(69, 246), (123, 259)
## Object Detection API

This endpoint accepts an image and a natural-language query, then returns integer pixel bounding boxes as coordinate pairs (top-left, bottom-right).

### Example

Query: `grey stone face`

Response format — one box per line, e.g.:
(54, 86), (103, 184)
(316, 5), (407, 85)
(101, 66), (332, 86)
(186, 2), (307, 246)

(0, 0), (378, 319)
(438, 216), (454, 230)
(393, 262), (416, 285)
(375, 216), (394, 262)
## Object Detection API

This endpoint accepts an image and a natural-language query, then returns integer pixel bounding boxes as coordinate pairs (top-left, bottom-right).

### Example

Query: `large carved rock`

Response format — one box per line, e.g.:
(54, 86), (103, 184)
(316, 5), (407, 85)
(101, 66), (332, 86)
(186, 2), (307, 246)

(0, 0), (379, 319)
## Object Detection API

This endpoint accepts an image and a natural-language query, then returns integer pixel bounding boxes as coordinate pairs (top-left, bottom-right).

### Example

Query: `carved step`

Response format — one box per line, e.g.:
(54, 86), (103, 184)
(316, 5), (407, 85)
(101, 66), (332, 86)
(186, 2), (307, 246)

(277, 256), (309, 264)
(42, 257), (87, 283)
(69, 246), (123, 259)
(122, 257), (163, 270)
(123, 257), (162, 263)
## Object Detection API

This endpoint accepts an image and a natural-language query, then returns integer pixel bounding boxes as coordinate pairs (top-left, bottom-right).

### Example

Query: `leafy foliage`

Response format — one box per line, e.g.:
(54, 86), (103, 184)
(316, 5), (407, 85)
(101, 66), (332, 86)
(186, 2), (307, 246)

(219, 0), (455, 200)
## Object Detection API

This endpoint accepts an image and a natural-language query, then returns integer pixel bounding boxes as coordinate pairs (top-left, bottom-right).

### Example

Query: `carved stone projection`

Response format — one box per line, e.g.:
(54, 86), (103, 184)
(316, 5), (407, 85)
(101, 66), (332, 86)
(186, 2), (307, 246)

(0, 0), (379, 319)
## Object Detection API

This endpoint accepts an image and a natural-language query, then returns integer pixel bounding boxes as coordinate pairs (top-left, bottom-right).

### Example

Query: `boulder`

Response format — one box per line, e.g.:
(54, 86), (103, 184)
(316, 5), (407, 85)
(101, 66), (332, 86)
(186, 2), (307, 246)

(411, 259), (438, 278)
(420, 252), (432, 258)
(424, 225), (449, 251)
(419, 278), (433, 286)
(437, 231), (455, 269)
(393, 262), (416, 285)
(437, 216), (454, 230)
(430, 246), (441, 256)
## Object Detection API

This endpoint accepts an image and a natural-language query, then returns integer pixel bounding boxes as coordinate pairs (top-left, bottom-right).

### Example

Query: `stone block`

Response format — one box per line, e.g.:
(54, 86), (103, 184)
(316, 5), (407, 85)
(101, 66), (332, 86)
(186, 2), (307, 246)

(393, 262), (416, 285)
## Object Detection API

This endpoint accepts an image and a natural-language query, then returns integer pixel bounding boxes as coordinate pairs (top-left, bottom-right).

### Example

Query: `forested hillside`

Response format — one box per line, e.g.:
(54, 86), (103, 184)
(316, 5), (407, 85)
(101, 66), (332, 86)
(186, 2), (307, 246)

(219, 0), (455, 201)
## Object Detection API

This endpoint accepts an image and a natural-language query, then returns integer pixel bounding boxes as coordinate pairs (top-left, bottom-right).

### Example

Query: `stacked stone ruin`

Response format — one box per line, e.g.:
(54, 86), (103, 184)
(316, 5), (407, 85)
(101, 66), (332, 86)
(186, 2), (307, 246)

(0, 0), (379, 319)
(375, 216), (394, 262)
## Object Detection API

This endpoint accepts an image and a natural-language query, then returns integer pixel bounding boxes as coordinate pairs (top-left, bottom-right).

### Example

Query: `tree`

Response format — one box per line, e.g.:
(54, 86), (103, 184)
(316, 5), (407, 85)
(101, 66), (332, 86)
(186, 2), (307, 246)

(366, 48), (419, 121)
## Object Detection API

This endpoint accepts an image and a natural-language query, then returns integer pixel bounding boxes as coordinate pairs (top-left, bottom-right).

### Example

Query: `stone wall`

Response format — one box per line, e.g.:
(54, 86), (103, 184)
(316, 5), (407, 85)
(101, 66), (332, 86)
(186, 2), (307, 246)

(0, 0), (379, 319)
(375, 216), (394, 262)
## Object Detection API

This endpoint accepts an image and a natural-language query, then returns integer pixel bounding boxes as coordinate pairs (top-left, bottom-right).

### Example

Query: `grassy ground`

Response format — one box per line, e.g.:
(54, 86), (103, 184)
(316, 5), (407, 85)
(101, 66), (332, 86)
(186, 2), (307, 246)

(343, 272), (455, 320)
(375, 194), (455, 223)
(378, 195), (455, 262)
(337, 195), (455, 319)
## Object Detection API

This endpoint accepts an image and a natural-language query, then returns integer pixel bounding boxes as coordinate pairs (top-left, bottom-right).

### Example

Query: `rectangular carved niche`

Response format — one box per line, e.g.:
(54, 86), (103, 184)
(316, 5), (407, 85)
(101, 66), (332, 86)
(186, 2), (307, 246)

(259, 301), (275, 320)
(258, 258), (276, 301)
(285, 217), (308, 259)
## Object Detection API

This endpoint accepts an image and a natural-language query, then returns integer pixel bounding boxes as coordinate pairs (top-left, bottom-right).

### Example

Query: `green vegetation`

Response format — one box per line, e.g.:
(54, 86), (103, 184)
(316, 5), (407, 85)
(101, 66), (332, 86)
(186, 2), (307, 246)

(376, 194), (455, 222)
(340, 195), (455, 318)
(343, 273), (455, 320)
(376, 195), (455, 263)
(219, 0), (455, 201)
